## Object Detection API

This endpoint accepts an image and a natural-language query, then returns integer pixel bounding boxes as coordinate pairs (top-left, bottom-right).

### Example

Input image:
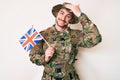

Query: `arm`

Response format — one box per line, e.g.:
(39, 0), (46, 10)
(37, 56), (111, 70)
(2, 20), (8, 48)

(78, 13), (102, 48)
(29, 31), (55, 65)
(29, 39), (46, 65)
(29, 31), (47, 65)
(65, 3), (102, 48)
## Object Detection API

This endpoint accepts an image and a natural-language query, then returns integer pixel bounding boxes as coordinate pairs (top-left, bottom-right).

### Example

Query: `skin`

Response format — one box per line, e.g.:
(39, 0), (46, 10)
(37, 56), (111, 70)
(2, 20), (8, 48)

(45, 3), (81, 62)
(55, 8), (72, 32)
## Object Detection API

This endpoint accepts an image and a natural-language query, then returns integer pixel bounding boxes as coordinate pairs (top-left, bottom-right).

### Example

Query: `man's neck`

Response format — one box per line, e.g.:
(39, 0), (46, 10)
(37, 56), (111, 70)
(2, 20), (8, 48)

(55, 24), (67, 32)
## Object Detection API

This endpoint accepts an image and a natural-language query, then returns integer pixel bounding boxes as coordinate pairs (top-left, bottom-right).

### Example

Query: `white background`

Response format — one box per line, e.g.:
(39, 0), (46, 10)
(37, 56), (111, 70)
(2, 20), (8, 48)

(0, 0), (120, 80)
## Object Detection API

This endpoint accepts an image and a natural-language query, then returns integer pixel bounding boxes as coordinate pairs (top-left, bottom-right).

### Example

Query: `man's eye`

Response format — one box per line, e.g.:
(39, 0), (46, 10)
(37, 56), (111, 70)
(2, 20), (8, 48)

(60, 12), (64, 15)
(66, 15), (72, 19)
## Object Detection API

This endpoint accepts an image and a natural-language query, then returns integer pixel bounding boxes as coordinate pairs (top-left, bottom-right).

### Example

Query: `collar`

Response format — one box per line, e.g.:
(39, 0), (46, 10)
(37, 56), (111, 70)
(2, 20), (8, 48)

(51, 25), (71, 35)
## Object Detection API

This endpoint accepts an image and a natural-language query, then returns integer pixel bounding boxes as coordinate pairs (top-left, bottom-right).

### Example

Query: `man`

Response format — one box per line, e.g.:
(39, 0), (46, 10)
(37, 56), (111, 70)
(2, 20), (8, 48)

(29, 2), (102, 80)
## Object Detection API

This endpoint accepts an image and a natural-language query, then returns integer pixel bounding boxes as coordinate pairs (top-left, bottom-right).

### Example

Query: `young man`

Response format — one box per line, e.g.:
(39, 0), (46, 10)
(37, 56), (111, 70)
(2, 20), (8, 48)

(29, 2), (102, 80)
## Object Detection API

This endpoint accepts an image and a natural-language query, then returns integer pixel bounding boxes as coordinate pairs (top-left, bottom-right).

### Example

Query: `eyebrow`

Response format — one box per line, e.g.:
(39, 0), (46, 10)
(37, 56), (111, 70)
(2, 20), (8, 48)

(59, 9), (72, 16)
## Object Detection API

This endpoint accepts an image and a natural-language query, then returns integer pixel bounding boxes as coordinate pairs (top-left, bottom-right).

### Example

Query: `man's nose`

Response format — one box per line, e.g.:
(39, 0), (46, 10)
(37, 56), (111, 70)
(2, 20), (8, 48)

(61, 15), (66, 20)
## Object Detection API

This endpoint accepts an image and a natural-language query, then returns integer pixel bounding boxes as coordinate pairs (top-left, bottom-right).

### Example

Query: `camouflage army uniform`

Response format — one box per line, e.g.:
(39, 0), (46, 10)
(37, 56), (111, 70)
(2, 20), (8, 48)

(29, 13), (102, 80)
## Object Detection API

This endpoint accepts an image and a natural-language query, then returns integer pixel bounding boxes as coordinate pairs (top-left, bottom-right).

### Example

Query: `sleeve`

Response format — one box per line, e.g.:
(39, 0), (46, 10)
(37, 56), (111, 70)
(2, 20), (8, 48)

(78, 13), (102, 48)
(29, 31), (46, 66)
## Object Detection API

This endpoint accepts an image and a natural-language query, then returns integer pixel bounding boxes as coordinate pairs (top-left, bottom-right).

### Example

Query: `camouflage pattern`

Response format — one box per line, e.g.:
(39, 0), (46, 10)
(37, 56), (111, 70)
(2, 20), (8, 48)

(29, 13), (102, 80)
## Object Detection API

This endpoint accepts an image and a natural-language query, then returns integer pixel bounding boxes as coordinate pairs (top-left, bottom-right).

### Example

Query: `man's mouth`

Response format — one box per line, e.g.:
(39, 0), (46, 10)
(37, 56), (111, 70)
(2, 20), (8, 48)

(59, 19), (66, 24)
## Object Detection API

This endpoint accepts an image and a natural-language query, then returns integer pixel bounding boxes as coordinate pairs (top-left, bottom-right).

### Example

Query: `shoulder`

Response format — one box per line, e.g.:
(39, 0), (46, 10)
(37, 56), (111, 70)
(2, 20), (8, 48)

(70, 28), (82, 36)
(39, 26), (54, 38)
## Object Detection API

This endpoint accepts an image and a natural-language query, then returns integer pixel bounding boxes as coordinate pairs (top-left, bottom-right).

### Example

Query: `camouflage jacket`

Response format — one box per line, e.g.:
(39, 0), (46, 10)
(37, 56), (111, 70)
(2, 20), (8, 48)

(29, 13), (102, 80)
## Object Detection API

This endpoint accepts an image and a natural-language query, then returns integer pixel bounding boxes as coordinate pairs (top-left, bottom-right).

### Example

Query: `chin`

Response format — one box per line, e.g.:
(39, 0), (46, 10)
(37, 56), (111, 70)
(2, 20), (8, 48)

(56, 20), (68, 27)
(58, 22), (68, 26)
(59, 24), (65, 27)
(58, 23), (67, 27)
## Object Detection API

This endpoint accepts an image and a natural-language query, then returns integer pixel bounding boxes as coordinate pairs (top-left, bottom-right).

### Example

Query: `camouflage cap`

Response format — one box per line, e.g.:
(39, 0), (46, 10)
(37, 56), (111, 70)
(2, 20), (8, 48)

(52, 2), (79, 24)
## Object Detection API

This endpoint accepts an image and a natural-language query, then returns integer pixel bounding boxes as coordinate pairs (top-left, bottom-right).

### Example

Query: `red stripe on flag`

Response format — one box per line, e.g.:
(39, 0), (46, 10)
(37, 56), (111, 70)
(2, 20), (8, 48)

(22, 32), (38, 47)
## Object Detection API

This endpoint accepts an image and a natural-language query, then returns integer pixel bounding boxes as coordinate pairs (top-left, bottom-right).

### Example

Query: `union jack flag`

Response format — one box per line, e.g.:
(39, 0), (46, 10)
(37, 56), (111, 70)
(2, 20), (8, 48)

(19, 26), (43, 52)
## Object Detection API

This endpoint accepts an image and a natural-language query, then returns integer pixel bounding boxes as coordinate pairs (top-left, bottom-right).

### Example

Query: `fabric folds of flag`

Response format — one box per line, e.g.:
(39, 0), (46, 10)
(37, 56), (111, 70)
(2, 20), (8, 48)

(19, 27), (43, 52)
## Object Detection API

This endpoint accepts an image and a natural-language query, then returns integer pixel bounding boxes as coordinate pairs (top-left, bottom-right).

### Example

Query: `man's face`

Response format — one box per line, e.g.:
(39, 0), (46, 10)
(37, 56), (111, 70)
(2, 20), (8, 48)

(56, 8), (72, 28)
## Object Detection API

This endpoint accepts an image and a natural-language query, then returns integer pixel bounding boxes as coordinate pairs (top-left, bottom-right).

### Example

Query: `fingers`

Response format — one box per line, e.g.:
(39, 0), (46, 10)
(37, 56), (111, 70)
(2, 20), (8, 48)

(46, 47), (54, 55)
(64, 4), (72, 10)
(64, 3), (81, 17)
(45, 46), (55, 62)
